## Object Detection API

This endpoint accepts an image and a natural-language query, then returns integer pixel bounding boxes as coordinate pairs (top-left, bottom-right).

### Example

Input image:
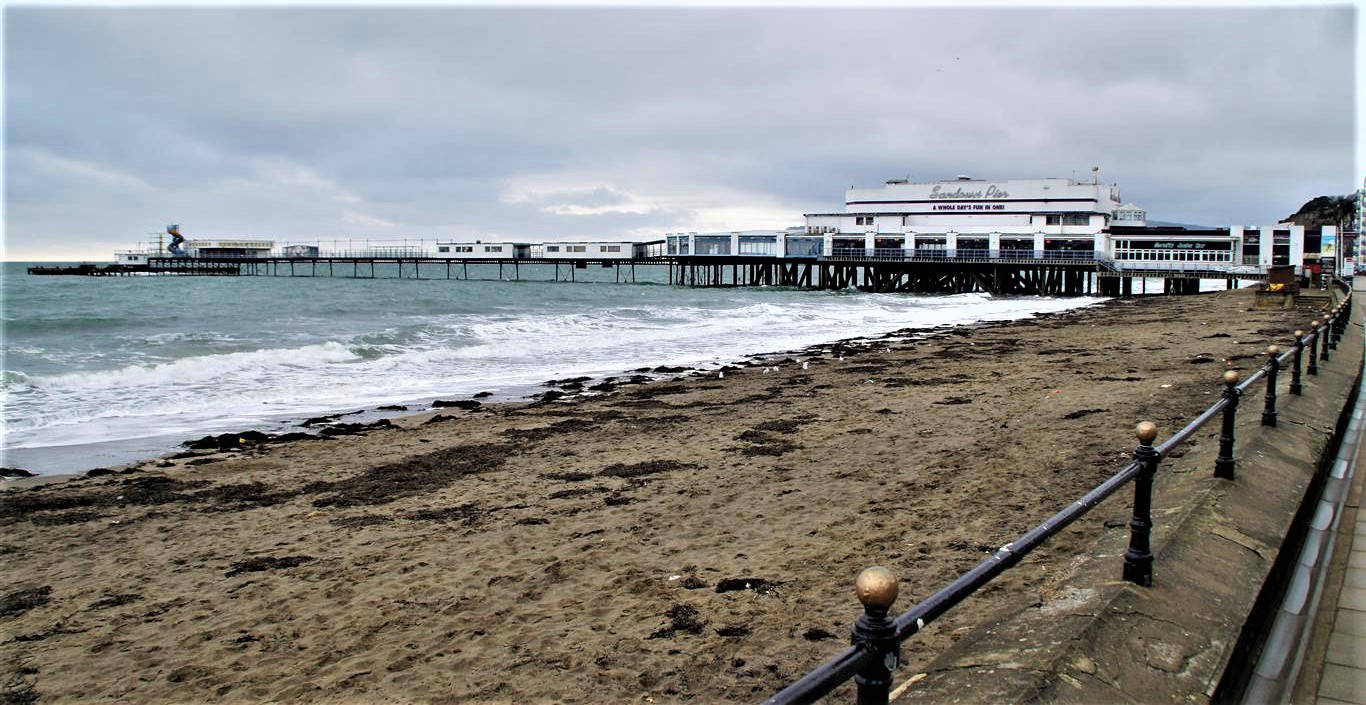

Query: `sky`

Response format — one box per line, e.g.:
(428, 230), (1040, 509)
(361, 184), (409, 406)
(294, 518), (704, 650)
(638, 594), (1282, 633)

(2, 3), (1358, 261)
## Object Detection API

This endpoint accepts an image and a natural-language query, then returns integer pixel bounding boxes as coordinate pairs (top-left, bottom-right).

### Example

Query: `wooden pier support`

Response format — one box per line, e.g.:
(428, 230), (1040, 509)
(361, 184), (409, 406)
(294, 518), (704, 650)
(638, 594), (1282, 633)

(74, 255), (1261, 299)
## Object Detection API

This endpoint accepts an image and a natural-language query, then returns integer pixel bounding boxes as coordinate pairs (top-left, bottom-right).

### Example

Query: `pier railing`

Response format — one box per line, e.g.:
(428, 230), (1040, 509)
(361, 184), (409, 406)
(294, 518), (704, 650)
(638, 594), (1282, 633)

(826, 248), (1102, 264)
(761, 280), (1357, 705)
(1110, 260), (1266, 275)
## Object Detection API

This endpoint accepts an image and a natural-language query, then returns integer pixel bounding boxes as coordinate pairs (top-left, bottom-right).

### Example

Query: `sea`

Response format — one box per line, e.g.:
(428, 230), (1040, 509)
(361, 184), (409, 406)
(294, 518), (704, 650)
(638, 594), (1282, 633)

(1, 260), (1117, 476)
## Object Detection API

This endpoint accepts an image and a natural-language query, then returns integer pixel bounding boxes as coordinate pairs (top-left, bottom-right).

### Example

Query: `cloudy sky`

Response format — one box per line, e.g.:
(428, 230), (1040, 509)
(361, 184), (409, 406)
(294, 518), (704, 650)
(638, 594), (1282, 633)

(3, 3), (1357, 260)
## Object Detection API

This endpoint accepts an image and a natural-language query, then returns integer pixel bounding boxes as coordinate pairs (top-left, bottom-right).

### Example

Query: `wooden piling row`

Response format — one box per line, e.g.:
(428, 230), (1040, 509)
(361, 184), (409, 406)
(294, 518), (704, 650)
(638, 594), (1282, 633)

(50, 255), (1265, 297)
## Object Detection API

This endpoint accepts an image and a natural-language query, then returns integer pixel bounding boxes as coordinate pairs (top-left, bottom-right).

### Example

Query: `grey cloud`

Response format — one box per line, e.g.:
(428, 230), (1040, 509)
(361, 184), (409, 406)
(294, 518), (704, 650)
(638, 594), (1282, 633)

(3, 6), (1355, 260)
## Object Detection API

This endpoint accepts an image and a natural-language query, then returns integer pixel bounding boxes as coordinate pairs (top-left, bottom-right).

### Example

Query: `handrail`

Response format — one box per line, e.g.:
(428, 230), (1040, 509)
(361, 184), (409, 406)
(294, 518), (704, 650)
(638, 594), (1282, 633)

(762, 287), (1354, 704)
(889, 460), (1142, 640)
(1156, 397), (1230, 455)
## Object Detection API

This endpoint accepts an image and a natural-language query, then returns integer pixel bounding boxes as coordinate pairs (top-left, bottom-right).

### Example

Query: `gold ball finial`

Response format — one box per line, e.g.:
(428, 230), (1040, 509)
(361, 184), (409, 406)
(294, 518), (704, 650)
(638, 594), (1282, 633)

(1295, 329), (1305, 338)
(1136, 421), (1158, 444)
(1223, 370), (1240, 387)
(855, 566), (899, 610)
(1313, 319), (1322, 328)
(1267, 345), (1280, 356)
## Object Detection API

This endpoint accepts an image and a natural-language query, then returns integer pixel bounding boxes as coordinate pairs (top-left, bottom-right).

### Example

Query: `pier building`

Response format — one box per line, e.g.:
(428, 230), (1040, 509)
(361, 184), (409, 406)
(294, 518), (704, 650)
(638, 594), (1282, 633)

(434, 241), (532, 259)
(537, 241), (648, 260)
(184, 239), (275, 258)
(805, 176), (1119, 260)
(660, 176), (1343, 280)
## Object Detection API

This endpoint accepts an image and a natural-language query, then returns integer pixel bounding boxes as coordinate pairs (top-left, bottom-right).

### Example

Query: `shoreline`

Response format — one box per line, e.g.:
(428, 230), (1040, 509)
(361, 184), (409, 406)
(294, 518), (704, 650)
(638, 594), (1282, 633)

(3, 293), (1106, 486)
(1, 287), (1325, 704)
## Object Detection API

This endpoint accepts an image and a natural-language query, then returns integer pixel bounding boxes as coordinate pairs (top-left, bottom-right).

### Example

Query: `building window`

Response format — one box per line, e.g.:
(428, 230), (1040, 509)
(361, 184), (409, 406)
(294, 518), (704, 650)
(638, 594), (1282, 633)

(438, 246), (449, 253)
(602, 245), (621, 253)
(546, 245), (559, 252)
(1045, 214), (1091, 226)
(567, 245), (587, 253)
(484, 245), (501, 252)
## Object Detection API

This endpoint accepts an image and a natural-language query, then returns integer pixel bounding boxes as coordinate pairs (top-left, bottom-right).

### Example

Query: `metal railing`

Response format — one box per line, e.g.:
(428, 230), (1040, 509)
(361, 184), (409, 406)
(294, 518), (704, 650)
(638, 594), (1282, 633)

(1111, 260), (1267, 275)
(762, 280), (1356, 705)
(824, 248), (1101, 264)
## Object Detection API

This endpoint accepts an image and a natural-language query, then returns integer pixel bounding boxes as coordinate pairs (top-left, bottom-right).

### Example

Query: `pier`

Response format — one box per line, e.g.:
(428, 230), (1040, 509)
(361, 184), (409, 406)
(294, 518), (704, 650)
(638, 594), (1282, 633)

(29, 176), (1353, 298)
(27, 250), (1269, 297)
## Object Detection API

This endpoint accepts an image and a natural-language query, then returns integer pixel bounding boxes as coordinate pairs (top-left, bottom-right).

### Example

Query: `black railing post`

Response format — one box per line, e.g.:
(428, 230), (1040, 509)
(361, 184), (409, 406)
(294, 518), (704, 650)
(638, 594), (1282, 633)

(1215, 371), (1240, 479)
(1290, 330), (1304, 395)
(851, 567), (900, 705)
(1329, 307), (1341, 350)
(1123, 421), (1160, 586)
(1334, 304), (1347, 345)
(1262, 345), (1280, 427)
(1321, 318), (1332, 361)
(1308, 320), (1321, 376)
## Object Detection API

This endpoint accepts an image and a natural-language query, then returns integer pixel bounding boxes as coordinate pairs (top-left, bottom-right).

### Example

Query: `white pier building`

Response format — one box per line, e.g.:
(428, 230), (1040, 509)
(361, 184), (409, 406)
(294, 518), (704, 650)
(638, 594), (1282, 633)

(804, 176), (1118, 259)
(664, 175), (1336, 277)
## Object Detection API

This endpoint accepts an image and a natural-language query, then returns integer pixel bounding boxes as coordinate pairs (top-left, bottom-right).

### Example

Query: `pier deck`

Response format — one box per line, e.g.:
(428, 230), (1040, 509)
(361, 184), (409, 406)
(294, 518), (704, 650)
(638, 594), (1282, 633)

(28, 253), (1270, 296)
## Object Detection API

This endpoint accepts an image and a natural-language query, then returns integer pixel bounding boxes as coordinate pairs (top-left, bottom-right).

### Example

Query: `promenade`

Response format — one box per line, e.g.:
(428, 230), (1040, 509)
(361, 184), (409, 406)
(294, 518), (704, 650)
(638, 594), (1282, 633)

(1314, 498), (1366, 704)
(1301, 278), (1366, 705)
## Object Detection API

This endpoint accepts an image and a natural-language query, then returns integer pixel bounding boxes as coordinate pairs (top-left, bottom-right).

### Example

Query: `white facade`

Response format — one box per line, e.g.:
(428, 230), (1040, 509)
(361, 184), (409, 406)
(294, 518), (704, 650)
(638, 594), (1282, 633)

(540, 241), (639, 259)
(796, 176), (1309, 273)
(1109, 224), (1304, 274)
(804, 177), (1122, 240)
(115, 251), (149, 264)
(433, 241), (531, 259)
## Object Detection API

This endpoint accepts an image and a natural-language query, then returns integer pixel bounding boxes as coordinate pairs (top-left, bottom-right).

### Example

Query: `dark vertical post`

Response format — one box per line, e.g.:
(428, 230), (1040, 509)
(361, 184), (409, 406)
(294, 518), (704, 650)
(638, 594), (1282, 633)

(1124, 421), (1160, 586)
(1321, 318), (1332, 362)
(1308, 320), (1321, 376)
(1215, 371), (1241, 479)
(851, 567), (900, 705)
(1329, 307), (1340, 349)
(1290, 330), (1305, 395)
(1262, 345), (1280, 426)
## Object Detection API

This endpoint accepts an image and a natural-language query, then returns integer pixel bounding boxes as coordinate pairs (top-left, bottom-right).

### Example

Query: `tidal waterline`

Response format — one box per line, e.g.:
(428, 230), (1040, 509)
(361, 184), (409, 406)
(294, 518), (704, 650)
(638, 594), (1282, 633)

(3, 261), (1105, 474)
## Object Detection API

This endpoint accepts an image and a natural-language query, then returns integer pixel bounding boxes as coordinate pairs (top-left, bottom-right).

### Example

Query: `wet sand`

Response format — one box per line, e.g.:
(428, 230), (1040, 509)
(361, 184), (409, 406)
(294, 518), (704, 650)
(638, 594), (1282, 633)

(0, 288), (1328, 704)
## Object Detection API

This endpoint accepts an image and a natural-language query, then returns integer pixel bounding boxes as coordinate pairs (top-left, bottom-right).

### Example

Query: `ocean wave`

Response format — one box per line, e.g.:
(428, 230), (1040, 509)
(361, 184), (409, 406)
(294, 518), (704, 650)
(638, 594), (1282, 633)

(28, 341), (363, 392)
(3, 286), (1105, 459)
(1, 370), (32, 391)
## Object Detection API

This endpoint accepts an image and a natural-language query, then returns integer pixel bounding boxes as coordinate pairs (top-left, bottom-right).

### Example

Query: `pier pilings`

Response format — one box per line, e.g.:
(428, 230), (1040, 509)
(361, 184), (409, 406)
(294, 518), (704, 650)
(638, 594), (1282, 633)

(34, 254), (1267, 298)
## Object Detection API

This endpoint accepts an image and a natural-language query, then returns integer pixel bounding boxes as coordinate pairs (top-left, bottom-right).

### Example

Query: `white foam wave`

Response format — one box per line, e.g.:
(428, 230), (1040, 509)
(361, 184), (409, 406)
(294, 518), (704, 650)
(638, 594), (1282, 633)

(31, 341), (362, 392)
(4, 292), (1104, 457)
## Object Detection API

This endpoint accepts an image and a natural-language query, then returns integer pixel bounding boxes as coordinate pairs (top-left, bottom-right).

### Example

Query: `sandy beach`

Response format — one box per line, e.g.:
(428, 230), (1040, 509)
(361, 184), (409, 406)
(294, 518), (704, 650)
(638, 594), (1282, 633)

(1, 288), (1328, 704)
